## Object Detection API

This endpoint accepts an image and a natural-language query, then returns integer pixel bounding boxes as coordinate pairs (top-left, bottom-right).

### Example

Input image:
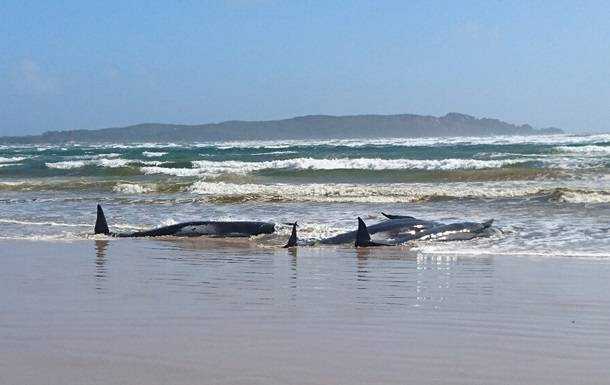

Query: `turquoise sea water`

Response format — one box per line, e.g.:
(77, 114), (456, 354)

(0, 134), (608, 256)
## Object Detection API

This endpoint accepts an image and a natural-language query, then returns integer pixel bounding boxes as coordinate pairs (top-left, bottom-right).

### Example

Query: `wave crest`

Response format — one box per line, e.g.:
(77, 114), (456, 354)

(113, 183), (156, 194)
(45, 158), (132, 169)
(187, 181), (610, 204)
(191, 157), (530, 174)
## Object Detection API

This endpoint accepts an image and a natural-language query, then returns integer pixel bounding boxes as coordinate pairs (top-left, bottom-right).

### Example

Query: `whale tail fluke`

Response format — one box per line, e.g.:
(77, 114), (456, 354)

(95, 204), (110, 235)
(283, 222), (298, 248)
(355, 217), (386, 247)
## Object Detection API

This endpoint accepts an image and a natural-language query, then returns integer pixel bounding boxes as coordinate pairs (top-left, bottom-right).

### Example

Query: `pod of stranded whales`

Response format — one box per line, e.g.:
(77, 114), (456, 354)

(94, 205), (495, 248)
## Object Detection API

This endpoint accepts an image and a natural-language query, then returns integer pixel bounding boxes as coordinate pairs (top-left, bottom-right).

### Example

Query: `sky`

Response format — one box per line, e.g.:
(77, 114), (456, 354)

(1, 0), (609, 136)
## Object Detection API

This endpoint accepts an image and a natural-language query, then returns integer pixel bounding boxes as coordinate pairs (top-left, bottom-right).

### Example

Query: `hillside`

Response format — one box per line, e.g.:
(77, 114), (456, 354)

(0, 113), (563, 144)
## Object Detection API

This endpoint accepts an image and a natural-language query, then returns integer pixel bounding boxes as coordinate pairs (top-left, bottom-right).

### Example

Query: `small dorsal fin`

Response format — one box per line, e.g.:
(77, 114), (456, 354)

(355, 217), (389, 247)
(355, 217), (372, 247)
(94, 204), (110, 235)
(382, 212), (416, 220)
(283, 222), (298, 248)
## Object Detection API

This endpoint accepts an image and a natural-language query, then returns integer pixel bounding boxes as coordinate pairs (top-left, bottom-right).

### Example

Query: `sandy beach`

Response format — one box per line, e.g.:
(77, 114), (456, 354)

(2, 239), (609, 385)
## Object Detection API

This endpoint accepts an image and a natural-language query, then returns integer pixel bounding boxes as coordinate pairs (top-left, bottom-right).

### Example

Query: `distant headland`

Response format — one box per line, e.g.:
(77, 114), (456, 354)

(0, 112), (563, 144)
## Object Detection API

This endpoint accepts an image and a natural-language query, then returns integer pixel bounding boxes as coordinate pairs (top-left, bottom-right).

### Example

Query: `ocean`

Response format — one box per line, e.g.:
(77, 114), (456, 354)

(0, 133), (609, 256)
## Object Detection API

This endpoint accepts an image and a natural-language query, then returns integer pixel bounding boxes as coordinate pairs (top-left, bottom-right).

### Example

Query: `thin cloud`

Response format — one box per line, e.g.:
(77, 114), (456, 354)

(11, 59), (60, 96)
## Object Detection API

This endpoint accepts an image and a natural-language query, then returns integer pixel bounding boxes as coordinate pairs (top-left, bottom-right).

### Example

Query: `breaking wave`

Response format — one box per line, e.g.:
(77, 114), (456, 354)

(2, 177), (608, 204)
(142, 151), (168, 157)
(545, 188), (610, 204)
(0, 156), (27, 163)
(190, 157), (531, 174)
(201, 133), (610, 149)
(141, 166), (202, 177)
(45, 158), (133, 169)
(187, 181), (610, 204)
(554, 145), (610, 156)
(113, 183), (156, 194)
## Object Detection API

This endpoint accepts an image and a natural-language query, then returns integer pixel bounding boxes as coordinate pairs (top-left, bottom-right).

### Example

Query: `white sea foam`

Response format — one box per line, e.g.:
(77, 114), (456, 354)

(0, 163), (22, 168)
(139, 160), (168, 166)
(21, 133), (608, 152)
(96, 153), (121, 158)
(59, 153), (122, 161)
(113, 183), (156, 194)
(0, 156), (27, 163)
(414, 243), (610, 258)
(250, 150), (299, 156)
(41, 153), (606, 174)
(142, 151), (168, 157)
(97, 158), (131, 168)
(194, 133), (610, 150)
(89, 142), (181, 149)
(140, 166), (202, 176)
(2, 134), (610, 151)
(554, 145), (610, 156)
(190, 157), (530, 173)
(550, 190), (610, 204)
(0, 181), (29, 187)
(187, 180), (610, 204)
(46, 160), (88, 169)
(45, 158), (132, 169)
(0, 218), (89, 227)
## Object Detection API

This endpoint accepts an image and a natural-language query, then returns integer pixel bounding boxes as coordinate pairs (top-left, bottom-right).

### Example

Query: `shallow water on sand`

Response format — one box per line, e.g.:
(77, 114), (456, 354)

(2, 240), (610, 385)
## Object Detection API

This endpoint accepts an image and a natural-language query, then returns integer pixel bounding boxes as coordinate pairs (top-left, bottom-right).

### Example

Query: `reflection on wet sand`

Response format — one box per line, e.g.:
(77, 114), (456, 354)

(88, 238), (497, 308)
(94, 240), (109, 290)
(153, 236), (277, 252)
(4, 239), (610, 385)
(99, 238), (497, 312)
(288, 247), (298, 289)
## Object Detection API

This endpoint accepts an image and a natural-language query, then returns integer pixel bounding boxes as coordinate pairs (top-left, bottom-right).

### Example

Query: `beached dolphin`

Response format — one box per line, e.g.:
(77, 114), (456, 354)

(94, 205), (276, 238)
(354, 217), (494, 247)
(319, 215), (441, 245)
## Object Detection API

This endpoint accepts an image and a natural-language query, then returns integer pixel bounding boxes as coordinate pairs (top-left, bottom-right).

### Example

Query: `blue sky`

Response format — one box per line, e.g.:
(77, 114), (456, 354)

(1, 0), (609, 135)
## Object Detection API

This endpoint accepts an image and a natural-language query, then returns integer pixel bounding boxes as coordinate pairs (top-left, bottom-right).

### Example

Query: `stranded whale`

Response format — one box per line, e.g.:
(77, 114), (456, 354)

(283, 214), (495, 248)
(354, 216), (494, 247)
(319, 215), (441, 245)
(94, 205), (276, 238)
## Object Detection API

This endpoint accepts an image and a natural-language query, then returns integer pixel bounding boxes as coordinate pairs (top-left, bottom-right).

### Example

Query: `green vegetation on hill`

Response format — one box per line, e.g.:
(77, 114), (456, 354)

(1, 113), (563, 144)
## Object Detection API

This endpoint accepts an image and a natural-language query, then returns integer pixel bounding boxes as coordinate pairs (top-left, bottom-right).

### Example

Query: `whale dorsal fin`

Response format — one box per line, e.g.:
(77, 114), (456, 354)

(95, 204), (110, 235)
(355, 217), (389, 247)
(283, 222), (298, 248)
(355, 217), (372, 247)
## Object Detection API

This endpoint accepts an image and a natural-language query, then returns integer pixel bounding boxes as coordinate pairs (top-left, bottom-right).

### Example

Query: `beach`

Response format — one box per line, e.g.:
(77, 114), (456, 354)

(2, 239), (610, 385)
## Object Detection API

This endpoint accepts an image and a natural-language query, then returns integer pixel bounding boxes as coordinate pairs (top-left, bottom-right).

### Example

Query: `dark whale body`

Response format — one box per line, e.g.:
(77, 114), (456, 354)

(354, 216), (494, 247)
(393, 220), (494, 243)
(94, 205), (275, 238)
(319, 216), (441, 245)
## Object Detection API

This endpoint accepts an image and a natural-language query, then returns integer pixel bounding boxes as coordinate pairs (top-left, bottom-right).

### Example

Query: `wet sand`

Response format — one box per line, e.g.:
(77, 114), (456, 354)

(1, 239), (610, 385)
